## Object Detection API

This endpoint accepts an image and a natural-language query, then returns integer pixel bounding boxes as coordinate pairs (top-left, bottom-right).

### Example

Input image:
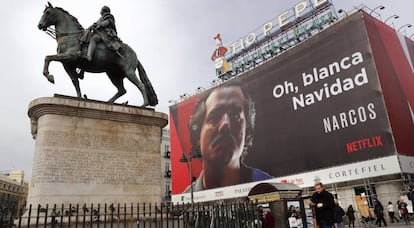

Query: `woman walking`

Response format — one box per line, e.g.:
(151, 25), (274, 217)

(387, 201), (399, 223)
(346, 205), (355, 227)
(398, 200), (410, 225)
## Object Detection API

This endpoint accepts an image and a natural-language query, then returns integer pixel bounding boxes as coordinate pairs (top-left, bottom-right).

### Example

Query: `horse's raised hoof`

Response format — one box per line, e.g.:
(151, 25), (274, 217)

(46, 74), (55, 84)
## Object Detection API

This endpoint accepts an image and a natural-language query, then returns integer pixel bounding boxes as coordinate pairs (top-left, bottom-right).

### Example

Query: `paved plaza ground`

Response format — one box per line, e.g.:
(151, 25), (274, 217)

(346, 221), (413, 227)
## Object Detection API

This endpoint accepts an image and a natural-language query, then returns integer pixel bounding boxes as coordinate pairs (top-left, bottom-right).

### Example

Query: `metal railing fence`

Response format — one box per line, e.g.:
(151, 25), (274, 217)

(1, 201), (263, 228)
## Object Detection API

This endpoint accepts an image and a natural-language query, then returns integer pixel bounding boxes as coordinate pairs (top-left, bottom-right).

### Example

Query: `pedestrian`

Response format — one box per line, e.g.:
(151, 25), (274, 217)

(333, 200), (345, 228)
(264, 210), (275, 228)
(398, 199), (410, 225)
(387, 201), (399, 223)
(346, 205), (355, 227)
(311, 182), (335, 228)
(407, 185), (414, 208)
(374, 200), (387, 227)
(396, 201), (402, 219)
(257, 206), (265, 228)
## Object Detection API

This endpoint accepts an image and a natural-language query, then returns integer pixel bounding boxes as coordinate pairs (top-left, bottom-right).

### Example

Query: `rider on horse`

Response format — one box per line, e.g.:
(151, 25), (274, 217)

(38, 3), (158, 106)
(86, 6), (121, 61)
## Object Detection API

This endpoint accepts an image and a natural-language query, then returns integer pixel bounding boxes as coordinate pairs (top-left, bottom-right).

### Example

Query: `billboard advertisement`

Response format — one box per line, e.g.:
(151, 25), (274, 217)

(364, 12), (414, 156)
(170, 12), (400, 201)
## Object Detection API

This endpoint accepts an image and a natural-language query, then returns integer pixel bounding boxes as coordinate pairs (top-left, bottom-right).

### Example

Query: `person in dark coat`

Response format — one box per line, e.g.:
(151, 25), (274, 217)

(374, 200), (387, 227)
(264, 210), (275, 228)
(346, 205), (355, 227)
(334, 200), (345, 228)
(407, 185), (414, 211)
(311, 182), (335, 228)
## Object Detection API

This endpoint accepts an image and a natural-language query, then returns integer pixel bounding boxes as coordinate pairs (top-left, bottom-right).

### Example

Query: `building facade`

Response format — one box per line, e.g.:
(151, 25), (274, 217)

(0, 170), (27, 217)
(160, 128), (172, 202)
(169, 8), (414, 221)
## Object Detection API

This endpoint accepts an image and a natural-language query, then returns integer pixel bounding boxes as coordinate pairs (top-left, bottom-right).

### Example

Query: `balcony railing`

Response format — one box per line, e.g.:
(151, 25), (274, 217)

(163, 151), (170, 158)
(164, 170), (171, 178)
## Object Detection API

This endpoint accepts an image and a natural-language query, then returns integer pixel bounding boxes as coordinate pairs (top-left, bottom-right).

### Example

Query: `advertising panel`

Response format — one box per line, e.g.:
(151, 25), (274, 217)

(398, 155), (414, 174)
(363, 12), (414, 156)
(173, 156), (401, 203)
(170, 12), (398, 199)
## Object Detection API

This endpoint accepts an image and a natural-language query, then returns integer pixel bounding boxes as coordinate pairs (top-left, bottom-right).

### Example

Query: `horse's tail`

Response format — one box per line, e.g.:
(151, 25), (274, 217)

(137, 60), (158, 106)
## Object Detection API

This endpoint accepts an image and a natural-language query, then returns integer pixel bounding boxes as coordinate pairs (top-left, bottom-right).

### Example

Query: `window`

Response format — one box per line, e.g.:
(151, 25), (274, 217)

(165, 182), (171, 193)
(164, 145), (170, 158)
(165, 182), (171, 199)
(164, 163), (171, 177)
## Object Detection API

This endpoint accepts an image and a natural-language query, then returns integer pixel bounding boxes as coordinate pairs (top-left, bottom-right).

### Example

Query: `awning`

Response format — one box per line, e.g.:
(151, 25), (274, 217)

(248, 183), (302, 203)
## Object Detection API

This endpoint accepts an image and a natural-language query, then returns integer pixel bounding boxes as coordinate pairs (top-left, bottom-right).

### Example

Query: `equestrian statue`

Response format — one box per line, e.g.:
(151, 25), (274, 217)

(37, 2), (158, 106)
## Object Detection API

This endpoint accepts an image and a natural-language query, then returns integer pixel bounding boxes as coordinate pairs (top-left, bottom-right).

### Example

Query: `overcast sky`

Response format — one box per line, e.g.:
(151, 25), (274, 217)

(0, 0), (412, 181)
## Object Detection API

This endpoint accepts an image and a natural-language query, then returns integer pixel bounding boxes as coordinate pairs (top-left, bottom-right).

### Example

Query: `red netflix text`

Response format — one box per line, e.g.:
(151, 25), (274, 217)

(346, 135), (383, 153)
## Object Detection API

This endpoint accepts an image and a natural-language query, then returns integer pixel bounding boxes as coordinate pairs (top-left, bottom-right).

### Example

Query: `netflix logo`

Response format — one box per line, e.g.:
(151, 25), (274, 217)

(346, 135), (383, 153)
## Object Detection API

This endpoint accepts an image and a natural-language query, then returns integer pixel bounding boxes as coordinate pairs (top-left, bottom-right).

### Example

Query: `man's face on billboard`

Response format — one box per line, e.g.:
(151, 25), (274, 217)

(199, 86), (246, 167)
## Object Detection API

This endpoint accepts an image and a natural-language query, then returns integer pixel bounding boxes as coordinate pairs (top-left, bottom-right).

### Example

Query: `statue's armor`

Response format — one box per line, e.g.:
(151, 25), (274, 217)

(94, 12), (121, 50)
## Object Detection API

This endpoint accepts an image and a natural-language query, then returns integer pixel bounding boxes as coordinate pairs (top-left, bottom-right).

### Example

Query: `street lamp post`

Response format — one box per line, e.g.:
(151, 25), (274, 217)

(337, 9), (348, 17)
(196, 87), (205, 93)
(384, 15), (399, 25)
(168, 100), (177, 105)
(179, 149), (202, 204)
(398, 24), (413, 33)
(370, 5), (385, 16)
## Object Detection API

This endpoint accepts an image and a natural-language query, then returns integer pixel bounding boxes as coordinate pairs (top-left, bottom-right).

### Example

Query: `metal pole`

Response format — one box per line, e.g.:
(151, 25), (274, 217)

(369, 5), (384, 16)
(190, 156), (194, 204)
(398, 24), (412, 33)
(384, 15), (399, 25)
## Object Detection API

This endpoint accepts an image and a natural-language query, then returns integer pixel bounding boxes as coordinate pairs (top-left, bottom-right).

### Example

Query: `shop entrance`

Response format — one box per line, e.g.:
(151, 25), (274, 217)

(248, 182), (308, 228)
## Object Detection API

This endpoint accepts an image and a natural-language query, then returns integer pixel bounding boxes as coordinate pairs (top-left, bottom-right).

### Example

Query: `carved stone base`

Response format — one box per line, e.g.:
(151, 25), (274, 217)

(27, 95), (168, 206)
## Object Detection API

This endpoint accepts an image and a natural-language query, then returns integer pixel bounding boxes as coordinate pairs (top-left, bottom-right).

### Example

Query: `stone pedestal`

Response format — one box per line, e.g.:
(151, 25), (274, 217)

(27, 96), (168, 206)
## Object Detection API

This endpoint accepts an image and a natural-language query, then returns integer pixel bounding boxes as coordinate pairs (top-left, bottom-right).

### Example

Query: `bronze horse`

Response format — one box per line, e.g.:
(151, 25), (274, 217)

(38, 2), (158, 106)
